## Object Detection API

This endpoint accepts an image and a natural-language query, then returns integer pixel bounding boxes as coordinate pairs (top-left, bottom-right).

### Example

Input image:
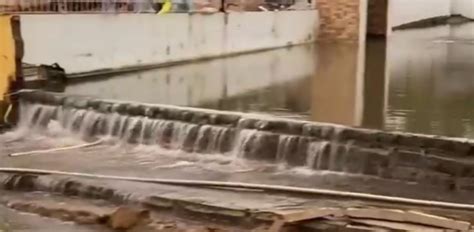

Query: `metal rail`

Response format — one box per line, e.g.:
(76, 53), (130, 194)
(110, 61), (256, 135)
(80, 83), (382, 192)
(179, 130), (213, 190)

(1, 167), (474, 211)
(0, 0), (157, 13)
(0, 0), (307, 14)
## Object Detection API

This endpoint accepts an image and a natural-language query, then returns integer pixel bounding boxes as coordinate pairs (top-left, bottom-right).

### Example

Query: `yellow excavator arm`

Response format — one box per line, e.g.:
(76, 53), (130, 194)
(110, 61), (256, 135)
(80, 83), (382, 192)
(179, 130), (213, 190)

(157, 0), (172, 14)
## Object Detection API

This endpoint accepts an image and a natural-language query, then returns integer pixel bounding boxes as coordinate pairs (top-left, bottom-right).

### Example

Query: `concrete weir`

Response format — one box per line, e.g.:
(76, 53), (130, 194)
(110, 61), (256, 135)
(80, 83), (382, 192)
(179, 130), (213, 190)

(16, 90), (474, 192)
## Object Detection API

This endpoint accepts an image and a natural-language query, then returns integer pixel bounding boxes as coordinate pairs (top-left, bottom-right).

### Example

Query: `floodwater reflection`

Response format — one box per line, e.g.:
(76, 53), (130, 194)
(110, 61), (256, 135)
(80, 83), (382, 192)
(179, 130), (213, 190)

(65, 22), (474, 139)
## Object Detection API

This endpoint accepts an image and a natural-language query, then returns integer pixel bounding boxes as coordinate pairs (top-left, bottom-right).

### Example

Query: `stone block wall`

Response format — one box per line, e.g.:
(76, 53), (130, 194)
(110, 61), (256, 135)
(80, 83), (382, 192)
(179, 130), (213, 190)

(18, 90), (474, 194)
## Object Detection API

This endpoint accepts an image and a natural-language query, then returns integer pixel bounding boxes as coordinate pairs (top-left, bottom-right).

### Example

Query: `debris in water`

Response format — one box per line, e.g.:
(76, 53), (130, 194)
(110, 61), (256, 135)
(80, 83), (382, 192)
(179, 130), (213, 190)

(8, 138), (105, 157)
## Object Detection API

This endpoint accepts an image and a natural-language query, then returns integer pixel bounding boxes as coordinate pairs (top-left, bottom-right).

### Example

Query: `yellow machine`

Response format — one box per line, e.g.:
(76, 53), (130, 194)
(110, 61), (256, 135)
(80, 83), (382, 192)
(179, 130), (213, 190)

(157, 0), (172, 14)
(0, 15), (23, 126)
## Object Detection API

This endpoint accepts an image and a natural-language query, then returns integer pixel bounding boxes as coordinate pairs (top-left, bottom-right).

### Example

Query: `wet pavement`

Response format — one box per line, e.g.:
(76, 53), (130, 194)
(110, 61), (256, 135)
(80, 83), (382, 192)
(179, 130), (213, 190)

(64, 22), (474, 139)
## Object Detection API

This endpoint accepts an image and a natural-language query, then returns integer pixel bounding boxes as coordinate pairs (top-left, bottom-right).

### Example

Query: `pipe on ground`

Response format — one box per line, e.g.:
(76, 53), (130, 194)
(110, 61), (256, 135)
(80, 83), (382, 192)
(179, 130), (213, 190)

(0, 167), (474, 211)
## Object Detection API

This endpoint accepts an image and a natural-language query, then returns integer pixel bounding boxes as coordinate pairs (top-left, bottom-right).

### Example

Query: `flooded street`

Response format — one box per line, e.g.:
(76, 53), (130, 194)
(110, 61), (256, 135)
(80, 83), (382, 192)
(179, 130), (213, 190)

(65, 22), (474, 139)
(3, 2), (474, 231)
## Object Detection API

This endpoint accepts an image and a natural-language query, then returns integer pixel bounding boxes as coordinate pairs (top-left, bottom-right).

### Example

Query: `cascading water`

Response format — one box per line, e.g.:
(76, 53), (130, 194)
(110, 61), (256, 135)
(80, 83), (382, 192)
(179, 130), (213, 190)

(276, 135), (298, 164)
(231, 129), (259, 159)
(15, 102), (333, 173)
(307, 141), (329, 169)
(12, 91), (465, 190)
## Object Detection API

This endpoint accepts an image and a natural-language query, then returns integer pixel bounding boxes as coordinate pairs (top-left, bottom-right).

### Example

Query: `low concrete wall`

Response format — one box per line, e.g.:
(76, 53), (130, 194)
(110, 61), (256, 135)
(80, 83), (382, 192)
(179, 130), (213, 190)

(20, 11), (318, 75)
(64, 45), (315, 107)
(18, 90), (474, 192)
(389, 0), (451, 28)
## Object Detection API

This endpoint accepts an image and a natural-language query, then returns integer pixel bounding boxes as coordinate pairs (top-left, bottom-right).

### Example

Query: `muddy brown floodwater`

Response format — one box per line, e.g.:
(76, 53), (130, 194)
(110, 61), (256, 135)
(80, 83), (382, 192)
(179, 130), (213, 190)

(3, 21), (474, 232)
(0, 204), (108, 232)
(64, 22), (474, 139)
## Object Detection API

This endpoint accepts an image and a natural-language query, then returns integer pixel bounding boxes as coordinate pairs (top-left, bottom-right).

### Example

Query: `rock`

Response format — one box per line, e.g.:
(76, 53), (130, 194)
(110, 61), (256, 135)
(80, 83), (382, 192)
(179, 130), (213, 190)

(86, 99), (102, 109)
(72, 99), (89, 109)
(256, 120), (287, 132)
(181, 111), (194, 122)
(112, 103), (128, 114)
(147, 107), (162, 119)
(377, 132), (400, 144)
(126, 104), (146, 116)
(60, 180), (83, 196)
(63, 96), (76, 108)
(97, 102), (113, 113)
(3, 175), (37, 191)
(50, 209), (74, 221)
(212, 114), (240, 126)
(398, 134), (425, 149)
(237, 118), (259, 130)
(287, 122), (304, 135)
(192, 112), (210, 125)
(166, 109), (181, 120)
(107, 207), (150, 231)
(320, 126), (336, 140)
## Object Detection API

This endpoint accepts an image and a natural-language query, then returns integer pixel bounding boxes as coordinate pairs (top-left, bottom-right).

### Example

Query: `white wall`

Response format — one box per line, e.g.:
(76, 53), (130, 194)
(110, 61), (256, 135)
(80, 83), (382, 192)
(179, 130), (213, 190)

(452, 0), (474, 18)
(389, 0), (451, 27)
(64, 45), (315, 106)
(21, 11), (318, 74)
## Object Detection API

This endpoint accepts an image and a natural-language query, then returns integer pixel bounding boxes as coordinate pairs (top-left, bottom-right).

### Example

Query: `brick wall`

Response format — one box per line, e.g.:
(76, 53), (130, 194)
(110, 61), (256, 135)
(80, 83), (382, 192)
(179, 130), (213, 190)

(316, 0), (388, 41)
(315, 0), (362, 41)
(367, 0), (388, 36)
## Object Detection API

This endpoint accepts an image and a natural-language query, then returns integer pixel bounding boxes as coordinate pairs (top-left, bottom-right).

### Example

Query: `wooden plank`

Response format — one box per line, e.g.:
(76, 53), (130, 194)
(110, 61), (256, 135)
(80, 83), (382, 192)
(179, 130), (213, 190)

(346, 208), (471, 231)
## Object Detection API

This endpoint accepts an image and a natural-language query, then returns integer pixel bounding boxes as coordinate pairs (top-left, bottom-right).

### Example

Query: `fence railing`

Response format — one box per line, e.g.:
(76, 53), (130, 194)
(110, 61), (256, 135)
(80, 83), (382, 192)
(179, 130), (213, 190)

(0, 0), (160, 13)
(0, 0), (307, 14)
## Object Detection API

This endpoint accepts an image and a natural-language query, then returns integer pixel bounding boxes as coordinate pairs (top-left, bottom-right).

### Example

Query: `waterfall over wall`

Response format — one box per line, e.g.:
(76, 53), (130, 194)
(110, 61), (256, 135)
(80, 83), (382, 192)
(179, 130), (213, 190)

(14, 90), (474, 190)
